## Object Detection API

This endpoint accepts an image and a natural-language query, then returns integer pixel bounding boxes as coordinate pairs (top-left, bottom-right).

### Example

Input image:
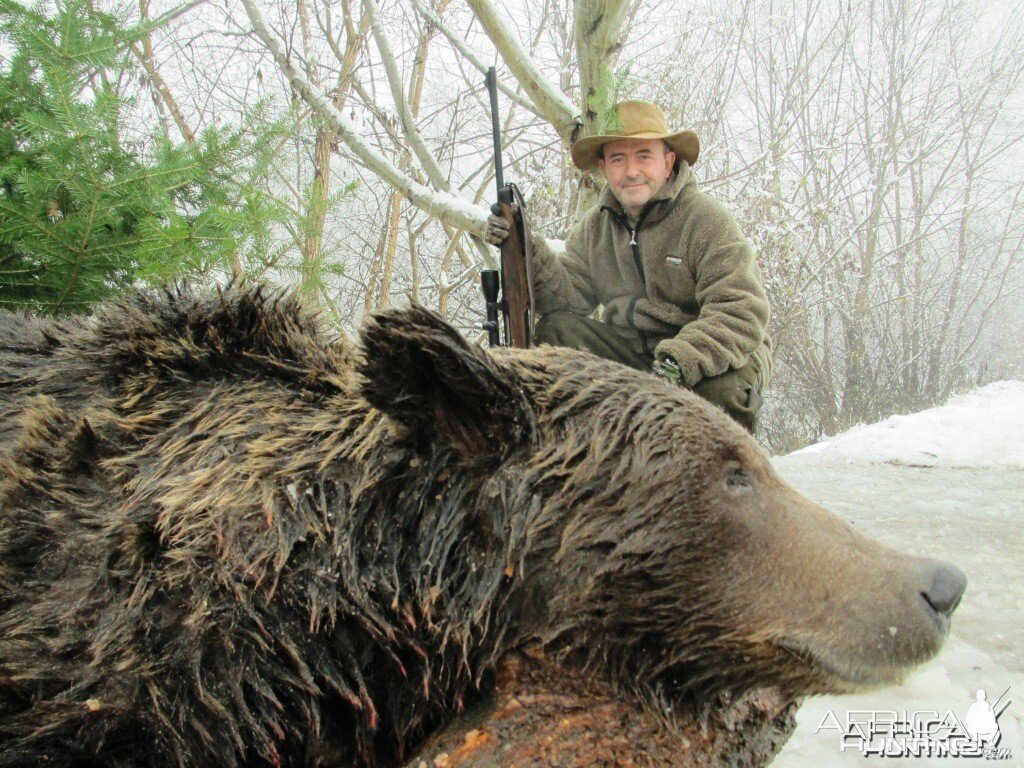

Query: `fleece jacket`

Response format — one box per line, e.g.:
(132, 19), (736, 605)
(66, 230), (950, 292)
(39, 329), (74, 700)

(531, 161), (773, 388)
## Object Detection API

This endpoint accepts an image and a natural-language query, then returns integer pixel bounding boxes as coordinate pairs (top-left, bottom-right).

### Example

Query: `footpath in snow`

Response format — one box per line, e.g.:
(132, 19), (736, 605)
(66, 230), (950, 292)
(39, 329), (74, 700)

(771, 381), (1024, 767)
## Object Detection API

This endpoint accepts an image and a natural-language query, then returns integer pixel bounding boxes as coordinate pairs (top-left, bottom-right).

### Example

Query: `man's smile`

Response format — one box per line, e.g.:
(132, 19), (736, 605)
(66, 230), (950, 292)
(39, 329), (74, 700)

(597, 136), (676, 217)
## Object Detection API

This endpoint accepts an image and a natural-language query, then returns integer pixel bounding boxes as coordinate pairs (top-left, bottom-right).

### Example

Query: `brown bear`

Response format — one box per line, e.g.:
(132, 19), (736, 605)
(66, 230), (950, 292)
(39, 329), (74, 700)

(0, 285), (965, 767)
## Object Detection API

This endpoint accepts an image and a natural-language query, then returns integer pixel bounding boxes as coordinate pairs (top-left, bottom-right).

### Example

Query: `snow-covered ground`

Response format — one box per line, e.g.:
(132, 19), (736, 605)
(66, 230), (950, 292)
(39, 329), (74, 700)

(790, 381), (1024, 469)
(773, 382), (1024, 766)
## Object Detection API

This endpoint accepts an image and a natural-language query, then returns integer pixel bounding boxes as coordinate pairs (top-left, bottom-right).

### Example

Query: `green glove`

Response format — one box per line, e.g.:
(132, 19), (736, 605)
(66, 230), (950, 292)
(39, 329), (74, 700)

(652, 356), (683, 385)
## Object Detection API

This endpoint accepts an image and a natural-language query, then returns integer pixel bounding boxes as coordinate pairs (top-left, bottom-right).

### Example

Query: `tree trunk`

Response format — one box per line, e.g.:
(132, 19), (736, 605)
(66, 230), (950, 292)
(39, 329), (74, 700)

(572, 0), (631, 214)
(296, 0), (369, 302)
(300, 126), (332, 299)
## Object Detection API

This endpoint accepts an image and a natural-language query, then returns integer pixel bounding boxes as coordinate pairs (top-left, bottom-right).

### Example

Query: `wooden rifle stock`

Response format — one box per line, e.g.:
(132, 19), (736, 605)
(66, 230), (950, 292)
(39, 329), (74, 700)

(493, 185), (534, 348)
(483, 67), (535, 349)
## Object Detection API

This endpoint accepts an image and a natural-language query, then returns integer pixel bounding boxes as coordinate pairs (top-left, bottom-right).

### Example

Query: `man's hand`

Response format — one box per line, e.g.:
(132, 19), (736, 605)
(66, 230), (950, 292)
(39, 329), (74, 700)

(485, 213), (511, 245)
(652, 356), (683, 385)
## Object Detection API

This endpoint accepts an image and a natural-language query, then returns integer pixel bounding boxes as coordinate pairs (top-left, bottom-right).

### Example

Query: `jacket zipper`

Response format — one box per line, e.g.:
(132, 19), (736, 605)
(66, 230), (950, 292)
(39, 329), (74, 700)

(627, 225), (644, 289)
(604, 205), (654, 291)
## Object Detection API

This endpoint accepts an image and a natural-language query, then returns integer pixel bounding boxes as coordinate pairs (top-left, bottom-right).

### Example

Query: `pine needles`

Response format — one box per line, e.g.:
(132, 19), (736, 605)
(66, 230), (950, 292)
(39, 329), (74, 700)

(0, 0), (288, 314)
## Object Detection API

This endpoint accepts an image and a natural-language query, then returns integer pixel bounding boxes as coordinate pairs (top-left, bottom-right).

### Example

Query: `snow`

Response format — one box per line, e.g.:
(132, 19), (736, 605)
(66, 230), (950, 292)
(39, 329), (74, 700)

(546, 237), (566, 254)
(791, 381), (1024, 469)
(771, 381), (1024, 766)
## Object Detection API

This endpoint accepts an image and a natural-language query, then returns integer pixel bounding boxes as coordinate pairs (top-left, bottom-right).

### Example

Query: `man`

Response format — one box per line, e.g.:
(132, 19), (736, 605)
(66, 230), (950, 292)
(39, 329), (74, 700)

(487, 100), (771, 432)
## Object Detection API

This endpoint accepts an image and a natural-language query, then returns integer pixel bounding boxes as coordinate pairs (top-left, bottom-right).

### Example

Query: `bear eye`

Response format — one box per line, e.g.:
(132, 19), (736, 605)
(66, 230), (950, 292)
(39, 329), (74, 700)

(725, 465), (754, 492)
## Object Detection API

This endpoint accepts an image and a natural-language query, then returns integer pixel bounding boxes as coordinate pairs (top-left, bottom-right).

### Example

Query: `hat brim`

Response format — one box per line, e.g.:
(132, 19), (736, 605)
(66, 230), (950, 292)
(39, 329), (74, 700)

(570, 130), (700, 172)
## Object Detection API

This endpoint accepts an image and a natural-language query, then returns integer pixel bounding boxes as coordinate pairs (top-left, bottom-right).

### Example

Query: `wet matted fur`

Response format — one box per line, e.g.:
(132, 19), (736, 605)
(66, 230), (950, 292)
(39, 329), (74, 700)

(0, 285), (962, 767)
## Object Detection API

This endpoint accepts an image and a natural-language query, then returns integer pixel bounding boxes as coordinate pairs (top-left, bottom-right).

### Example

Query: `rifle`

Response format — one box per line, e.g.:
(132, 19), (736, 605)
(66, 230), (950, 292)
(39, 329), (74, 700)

(481, 67), (535, 349)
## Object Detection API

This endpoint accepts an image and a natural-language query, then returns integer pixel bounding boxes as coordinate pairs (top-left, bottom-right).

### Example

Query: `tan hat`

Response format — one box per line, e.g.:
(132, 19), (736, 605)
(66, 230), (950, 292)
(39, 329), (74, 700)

(570, 100), (699, 172)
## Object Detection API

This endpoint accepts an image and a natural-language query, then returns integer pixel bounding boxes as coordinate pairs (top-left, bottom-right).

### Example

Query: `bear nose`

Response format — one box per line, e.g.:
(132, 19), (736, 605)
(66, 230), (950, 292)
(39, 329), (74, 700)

(921, 561), (967, 618)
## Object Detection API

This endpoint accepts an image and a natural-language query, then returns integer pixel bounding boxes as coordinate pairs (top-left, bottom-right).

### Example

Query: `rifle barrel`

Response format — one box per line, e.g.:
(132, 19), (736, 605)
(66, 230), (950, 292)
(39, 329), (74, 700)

(485, 67), (504, 196)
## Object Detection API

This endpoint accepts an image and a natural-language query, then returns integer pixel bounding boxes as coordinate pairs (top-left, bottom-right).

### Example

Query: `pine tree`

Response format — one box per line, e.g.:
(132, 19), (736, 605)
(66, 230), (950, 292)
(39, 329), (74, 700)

(0, 0), (288, 314)
(589, 64), (639, 135)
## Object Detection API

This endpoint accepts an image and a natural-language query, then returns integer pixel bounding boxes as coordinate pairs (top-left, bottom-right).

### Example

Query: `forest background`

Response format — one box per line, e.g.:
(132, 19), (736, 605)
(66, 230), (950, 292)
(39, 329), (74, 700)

(2, 0), (1022, 452)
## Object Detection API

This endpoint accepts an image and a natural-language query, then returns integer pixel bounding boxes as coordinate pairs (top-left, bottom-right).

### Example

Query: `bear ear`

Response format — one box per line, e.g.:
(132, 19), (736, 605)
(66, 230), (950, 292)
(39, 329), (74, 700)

(358, 305), (534, 464)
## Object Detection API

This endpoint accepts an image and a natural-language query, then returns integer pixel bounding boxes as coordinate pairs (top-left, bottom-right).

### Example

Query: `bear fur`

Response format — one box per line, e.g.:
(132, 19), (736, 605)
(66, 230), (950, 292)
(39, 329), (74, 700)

(0, 285), (962, 767)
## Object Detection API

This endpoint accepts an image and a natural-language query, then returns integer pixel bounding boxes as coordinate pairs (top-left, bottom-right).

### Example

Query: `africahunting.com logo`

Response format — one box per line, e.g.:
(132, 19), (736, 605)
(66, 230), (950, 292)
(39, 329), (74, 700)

(815, 688), (1013, 759)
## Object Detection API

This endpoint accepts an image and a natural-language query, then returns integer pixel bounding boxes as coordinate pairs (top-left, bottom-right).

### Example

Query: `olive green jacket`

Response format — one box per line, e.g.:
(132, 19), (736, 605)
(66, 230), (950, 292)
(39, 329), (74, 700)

(531, 162), (772, 388)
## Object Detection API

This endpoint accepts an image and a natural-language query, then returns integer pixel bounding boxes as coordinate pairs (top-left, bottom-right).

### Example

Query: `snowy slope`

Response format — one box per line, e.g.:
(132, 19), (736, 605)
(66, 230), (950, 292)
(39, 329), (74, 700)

(790, 381), (1024, 469)
(772, 382), (1024, 766)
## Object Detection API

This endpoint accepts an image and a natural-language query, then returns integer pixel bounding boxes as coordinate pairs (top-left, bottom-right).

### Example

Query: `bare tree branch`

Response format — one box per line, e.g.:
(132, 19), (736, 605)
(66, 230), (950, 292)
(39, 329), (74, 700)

(132, 0), (196, 143)
(362, 0), (449, 190)
(466, 0), (579, 140)
(241, 0), (490, 237)
(148, 0), (208, 31)
(409, 0), (542, 119)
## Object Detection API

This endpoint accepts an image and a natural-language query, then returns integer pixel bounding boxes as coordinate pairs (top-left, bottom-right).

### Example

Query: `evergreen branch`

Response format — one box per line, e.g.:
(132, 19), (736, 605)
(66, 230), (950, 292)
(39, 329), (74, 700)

(0, 200), (80, 252)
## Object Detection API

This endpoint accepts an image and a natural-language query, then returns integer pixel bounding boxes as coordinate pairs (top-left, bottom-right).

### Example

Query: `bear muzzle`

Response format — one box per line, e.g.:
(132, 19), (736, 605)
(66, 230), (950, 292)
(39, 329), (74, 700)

(777, 557), (967, 693)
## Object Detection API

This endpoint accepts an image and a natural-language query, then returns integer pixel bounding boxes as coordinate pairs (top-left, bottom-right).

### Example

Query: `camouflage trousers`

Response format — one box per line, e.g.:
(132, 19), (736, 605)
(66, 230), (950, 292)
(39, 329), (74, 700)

(534, 311), (762, 433)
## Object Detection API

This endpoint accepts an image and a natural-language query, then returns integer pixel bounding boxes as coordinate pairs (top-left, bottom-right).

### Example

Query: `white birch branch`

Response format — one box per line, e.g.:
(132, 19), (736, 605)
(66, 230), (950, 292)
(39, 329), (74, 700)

(410, 0), (542, 119)
(362, 0), (449, 191)
(240, 0), (489, 237)
(466, 0), (579, 139)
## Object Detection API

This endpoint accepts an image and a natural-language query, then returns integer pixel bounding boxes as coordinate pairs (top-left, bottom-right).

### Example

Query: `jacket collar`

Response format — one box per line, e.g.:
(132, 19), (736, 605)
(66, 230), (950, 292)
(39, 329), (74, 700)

(598, 161), (697, 223)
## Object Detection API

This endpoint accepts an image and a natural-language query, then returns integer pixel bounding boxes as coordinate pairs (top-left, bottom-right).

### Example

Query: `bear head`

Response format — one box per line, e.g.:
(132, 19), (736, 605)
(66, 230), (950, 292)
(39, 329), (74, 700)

(360, 304), (966, 708)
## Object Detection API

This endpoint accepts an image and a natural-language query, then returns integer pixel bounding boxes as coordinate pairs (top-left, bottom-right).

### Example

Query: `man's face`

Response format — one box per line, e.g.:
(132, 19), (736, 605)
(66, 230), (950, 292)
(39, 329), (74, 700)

(597, 138), (676, 218)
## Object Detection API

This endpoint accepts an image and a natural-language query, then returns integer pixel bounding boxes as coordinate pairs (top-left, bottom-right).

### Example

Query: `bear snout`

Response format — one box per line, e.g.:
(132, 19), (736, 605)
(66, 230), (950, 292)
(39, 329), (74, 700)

(919, 560), (967, 626)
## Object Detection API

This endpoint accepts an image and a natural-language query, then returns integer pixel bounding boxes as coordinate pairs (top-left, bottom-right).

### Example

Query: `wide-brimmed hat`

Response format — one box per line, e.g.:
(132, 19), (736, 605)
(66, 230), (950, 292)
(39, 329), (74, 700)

(570, 101), (700, 172)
